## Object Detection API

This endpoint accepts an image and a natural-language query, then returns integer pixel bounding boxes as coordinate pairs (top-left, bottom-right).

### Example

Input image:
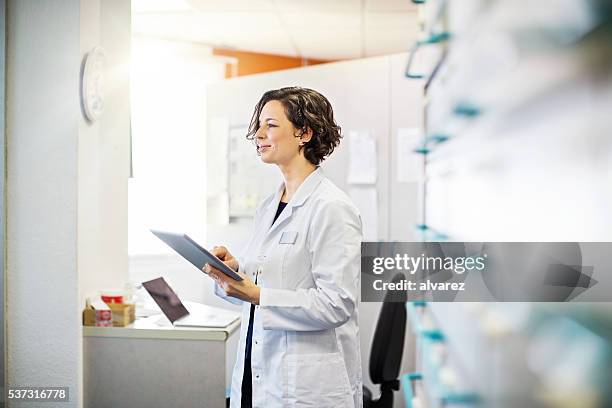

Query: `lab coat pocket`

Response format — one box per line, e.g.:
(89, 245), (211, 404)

(284, 352), (353, 408)
(280, 240), (313, 290)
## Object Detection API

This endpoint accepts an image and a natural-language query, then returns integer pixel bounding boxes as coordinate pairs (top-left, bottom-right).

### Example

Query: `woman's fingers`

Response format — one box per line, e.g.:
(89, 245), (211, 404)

(207, 267), (227, 284)
(203, 264), (233, 294)
(209, 270), (234, 296)
(203, 257), (253, 300)
(207, 266), (258, 303)
(202, 263), (216, 275)
(203, 263), (223, 282)
(211, 245), (229, 260)
(210, 272), (220, 284)
(208, 245), (239, 272)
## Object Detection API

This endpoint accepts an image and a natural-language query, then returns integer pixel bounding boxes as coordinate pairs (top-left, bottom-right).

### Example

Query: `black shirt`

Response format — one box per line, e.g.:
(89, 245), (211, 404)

(241, 200), (287, 408)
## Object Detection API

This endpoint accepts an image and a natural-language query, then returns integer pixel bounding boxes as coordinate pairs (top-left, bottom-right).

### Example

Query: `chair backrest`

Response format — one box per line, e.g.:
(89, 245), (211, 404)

(369, 274), (407, 384)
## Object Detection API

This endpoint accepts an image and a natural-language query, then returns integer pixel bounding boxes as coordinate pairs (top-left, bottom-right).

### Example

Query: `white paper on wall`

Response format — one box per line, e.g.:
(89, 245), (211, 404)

(228, 126), (255, 217)
(207, 116), (230, 196)
(396, 127), (424, 183)
(349, 187), (378, 241)
(206, 116), (230, 225)
(227, 126), (280, 219)
(347, 130), (377, 184)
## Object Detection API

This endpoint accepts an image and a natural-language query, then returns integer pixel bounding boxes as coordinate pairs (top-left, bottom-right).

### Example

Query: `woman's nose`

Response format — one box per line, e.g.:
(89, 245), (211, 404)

(256, 127), (266, 139)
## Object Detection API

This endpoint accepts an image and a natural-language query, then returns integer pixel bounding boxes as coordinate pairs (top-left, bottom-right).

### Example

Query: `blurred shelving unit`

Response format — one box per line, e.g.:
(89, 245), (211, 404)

(402, 1), (612, 407)
(411, 0), (612, 242)
(403, 301), (612, 407)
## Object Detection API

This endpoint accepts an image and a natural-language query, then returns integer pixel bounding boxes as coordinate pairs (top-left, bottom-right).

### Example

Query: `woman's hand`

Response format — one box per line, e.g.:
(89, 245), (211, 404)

(203, 246), (261, 305)
(205, 265), (261, 305)
(208, 245), (239, 272)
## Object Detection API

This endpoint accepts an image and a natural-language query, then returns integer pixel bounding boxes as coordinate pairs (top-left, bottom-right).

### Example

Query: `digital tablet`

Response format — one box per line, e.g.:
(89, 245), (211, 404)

(150, 230), (243, 281)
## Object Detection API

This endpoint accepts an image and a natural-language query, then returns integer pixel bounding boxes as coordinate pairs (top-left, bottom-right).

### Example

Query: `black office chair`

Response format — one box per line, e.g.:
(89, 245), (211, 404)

(363, 274), (407, 408)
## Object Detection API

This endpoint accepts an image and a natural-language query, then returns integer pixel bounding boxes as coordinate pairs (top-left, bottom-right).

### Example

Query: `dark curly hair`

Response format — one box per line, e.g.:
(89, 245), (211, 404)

(246, 87), (342, 166)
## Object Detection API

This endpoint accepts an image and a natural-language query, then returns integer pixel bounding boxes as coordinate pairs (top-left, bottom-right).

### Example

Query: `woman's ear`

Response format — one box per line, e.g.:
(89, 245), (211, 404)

(298, 127), (313, 145)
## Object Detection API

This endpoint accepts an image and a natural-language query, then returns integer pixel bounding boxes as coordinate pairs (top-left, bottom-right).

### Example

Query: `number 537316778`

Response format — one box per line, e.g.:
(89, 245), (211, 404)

(8, 387), (69, 401)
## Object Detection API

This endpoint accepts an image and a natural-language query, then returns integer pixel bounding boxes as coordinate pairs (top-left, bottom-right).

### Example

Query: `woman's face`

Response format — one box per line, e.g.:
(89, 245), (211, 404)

(255, 100), (305, 166)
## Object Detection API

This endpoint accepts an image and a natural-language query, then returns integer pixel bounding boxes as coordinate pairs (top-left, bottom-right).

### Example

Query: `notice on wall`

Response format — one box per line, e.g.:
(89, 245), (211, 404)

(227, 126), (280, 219)
(349, 187), (378, 241)
(347, 130), (377, 184)
(396, 127), (424, 183)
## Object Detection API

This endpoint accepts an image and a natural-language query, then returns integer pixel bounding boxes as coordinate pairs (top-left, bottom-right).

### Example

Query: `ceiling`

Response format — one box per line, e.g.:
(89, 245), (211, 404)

(132, 0), (420, 60)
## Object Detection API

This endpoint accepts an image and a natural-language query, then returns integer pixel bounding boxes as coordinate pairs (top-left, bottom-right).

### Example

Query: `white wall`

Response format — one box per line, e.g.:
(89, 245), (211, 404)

(78, 0), (131, 309)
(204, 54), (423, 406)
(6, 1), (130, 406)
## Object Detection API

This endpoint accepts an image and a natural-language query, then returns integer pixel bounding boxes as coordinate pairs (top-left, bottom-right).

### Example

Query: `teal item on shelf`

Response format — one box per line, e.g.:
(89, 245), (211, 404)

(413, 224), (452, 241)
(433, 232), (450, 241)
(453, 103), (481, 118)
(405, 32), (451, 79)
(442, 393), (481, 405)
(404, 302), (482, 406)
(406, 302), (446, 341)
(401, 372), (423, 408)
(418, 32), (451, 46)
(425, 134), (450, 144)
(421, 334), (481, 405)
(405, 69), (425, 80)
(413, 133), (450, 157)
(401, 302), (483, 405)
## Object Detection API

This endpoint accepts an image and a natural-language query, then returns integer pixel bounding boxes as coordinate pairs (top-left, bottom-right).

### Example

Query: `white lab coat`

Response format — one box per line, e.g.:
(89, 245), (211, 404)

(215, 167), (363, 408)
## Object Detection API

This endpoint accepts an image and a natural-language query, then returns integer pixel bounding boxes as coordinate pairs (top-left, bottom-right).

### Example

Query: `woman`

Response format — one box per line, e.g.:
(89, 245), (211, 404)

(204, 87), (363, 408)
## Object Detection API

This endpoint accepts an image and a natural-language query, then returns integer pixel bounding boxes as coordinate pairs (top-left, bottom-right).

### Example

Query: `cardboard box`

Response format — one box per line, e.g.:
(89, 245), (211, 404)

(107, 303), (136, 327)
(83, 301), (135, 327)
(83, 306), (96, 326)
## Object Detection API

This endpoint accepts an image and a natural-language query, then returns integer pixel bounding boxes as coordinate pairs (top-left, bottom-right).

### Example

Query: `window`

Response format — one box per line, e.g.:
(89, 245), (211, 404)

(129, 37), (225, 255)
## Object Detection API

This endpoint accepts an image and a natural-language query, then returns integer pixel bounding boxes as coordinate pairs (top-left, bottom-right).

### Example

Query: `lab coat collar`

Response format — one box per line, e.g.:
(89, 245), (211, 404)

(266, 166), (324, 210)
(264, 167), (324, 236)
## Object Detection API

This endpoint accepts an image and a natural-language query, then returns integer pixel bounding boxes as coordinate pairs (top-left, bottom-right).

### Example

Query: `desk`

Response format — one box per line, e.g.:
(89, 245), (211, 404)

(83, 311), (241, 408)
